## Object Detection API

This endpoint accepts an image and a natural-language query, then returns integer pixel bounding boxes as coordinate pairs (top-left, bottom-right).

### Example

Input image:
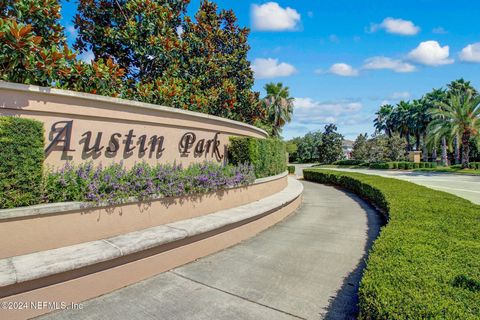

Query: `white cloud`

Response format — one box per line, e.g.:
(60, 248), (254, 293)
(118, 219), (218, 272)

(370, 17), (420, 35)
(78, 51), (95, 64)
(329, 34), (340, 43)
(291, 97), (366, 127)
(407, 40), (454, 66)
(362, 56), (416, 73)
(251, 58), (296, 79)
(176, 26), (184, 36)
(432, 27), (447, 34)
(326, 63), (359, 77)
(66, 25), (77, 39)
(459, 42), (480, 63)
(251, 2), (301, 31)
(390, 91), (411, 100)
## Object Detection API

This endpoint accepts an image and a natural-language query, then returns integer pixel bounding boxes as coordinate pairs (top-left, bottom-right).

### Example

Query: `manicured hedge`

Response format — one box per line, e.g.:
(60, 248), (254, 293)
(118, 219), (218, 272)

(0, 117), (45, 209)
(468, 162), (480, 170)
(287, 165), (295, 174)
(368, 161), (437, 170)
(228, 137), (286, 178)
(332, 159), (366, 166)
(303, 169), (480, 319)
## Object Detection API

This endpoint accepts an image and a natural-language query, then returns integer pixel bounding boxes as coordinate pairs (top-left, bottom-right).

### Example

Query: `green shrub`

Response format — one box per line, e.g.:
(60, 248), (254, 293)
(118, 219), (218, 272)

(419, 162), (426, 168)
(431, 162), (437, 168)
(287, 165), (295, 174)
(451, 164), (462, 169)
(303, 169), (480, 319)
(228, 137), (286, 178)
(359, 162), (370, 167)
(0, 117), (45, 209)
(369, 162), (389, 169)
(414, 162), (420, 168)
(332, 159), (365, 166)
(391, 162), (398, 169)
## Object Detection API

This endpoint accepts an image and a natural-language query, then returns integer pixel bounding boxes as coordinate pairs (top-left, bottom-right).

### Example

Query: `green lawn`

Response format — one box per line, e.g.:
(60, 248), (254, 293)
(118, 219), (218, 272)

(304, 169), (480, 319)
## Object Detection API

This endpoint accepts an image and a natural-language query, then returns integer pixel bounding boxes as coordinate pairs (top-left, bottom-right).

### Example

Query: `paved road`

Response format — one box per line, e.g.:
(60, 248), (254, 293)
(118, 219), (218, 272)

(291, 163), (317, 178)
(41, 181), (381, 320)
(320, 168), (480, 205)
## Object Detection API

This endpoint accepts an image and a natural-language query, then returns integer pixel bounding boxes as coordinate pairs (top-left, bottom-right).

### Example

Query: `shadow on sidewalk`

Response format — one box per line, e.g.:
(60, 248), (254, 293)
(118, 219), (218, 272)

(322, 189), (385, 320)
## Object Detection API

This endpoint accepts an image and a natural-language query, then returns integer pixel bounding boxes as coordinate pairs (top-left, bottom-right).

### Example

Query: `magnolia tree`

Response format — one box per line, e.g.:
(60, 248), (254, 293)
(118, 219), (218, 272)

(1, 0), (265, 126)
(0, 0), (124, 94)
(73, 0), (262, 124)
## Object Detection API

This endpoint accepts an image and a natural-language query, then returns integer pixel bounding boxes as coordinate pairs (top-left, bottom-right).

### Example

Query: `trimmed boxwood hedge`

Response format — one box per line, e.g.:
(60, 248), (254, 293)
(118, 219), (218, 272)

(333, 159), (366, 166)
(228, 137), (286, 178)
(0, 117), (45, 209)
(303, 169), (480, 319)
(287, 165), (295, 174)
(368, 161), (437, 170)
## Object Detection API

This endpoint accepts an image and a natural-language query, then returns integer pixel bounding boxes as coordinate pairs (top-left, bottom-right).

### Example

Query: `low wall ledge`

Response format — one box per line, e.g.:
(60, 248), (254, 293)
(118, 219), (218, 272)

(0, 171), (288, 221)
(0, 81), (268, 137)
(0, 177), (302, 287)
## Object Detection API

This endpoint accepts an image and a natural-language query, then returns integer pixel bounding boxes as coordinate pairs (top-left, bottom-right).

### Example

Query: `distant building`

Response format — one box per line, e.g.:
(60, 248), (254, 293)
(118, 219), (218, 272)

(342, 139), (354, 159)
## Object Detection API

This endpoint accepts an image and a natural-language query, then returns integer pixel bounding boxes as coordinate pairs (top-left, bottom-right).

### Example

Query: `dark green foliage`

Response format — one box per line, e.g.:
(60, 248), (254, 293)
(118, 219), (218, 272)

(333, 159), (365, 166)
(368, 161), (435, 170)
(469, 162), (480, 169)
(287, 165), (295, 174)
(368, 162), (390, 169)
(317, 124), (343, 164)
(0, 117), (44, 208)
(351, 133), (369, 160)
(303, 169), (480, 319)
(228, 137), (286, 178)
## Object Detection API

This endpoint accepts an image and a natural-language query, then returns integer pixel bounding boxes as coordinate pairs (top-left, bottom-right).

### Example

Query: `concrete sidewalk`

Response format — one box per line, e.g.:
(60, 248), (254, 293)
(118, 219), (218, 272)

(40, 181), (381, 320)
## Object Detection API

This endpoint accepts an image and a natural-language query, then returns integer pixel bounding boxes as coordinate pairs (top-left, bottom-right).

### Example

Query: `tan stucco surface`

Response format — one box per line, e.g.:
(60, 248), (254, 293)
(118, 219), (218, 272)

(0, 175), (287, 258)
(0, 81), (267, 169)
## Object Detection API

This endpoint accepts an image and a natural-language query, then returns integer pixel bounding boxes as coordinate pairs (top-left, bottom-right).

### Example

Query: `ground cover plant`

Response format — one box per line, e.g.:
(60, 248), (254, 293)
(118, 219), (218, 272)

(303, 169), (480, 319)
(43, 162), (255, 204)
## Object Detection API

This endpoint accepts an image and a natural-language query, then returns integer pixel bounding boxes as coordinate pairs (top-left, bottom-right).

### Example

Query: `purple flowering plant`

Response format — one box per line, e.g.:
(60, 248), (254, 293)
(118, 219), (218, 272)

(43, 161), (255, 204)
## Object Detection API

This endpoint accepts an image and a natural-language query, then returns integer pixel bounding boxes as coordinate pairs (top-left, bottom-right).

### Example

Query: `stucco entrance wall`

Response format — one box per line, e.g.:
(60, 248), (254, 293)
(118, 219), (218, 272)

(0, 81), (267, 169)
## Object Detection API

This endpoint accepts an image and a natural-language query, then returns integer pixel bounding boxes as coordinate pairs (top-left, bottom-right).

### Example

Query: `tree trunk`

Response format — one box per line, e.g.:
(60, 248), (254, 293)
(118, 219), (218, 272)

(416, 133), (421, 151)
(432, 146), (437, 162)
(461, 133), (470, 168)
(454, 135), (460, 164)
(422, 133), (428, 162)
(441, 136), (448, 166)
(406, 134), (411, 154)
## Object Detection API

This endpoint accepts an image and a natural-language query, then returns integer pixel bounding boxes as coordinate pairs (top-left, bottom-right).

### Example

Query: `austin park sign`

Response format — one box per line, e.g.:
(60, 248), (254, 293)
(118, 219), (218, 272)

(45, 120), (224, 162)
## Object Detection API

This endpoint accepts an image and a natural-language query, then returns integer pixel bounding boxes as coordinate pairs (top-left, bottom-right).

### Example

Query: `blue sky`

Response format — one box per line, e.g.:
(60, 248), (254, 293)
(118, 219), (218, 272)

(60, 0), (480, 140)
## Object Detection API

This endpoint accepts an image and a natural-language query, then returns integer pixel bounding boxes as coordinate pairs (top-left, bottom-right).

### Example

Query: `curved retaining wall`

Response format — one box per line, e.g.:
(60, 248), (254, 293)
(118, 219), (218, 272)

(0, 81), (267, 169)
(0, 172), (288, 258)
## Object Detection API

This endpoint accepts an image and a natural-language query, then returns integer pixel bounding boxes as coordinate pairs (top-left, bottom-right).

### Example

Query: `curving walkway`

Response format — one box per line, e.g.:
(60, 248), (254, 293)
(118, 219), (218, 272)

(40, 180), (382, 320)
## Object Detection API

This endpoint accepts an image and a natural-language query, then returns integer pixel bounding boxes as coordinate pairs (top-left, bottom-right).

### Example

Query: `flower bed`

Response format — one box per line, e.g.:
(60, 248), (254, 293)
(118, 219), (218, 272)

(304, 169), (480, 319)
(42, 162), (255, 204)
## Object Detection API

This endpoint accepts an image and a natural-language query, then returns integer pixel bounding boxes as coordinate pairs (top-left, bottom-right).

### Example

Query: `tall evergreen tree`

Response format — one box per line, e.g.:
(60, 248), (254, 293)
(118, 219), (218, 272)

(317, 124), (343, 164)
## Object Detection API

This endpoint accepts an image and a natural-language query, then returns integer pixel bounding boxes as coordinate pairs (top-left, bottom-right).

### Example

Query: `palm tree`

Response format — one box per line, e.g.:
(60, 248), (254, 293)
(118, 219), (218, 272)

(447, 79), (479, 164)
(447, 78), (479, 97)
(374, 104), (394, 136)
(412, 99), (432, 161)
(392, 101), (415, 153)
(263, 82), (294, 137)
(424, 88), (449, 165)
(428, 91), (480, 168)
